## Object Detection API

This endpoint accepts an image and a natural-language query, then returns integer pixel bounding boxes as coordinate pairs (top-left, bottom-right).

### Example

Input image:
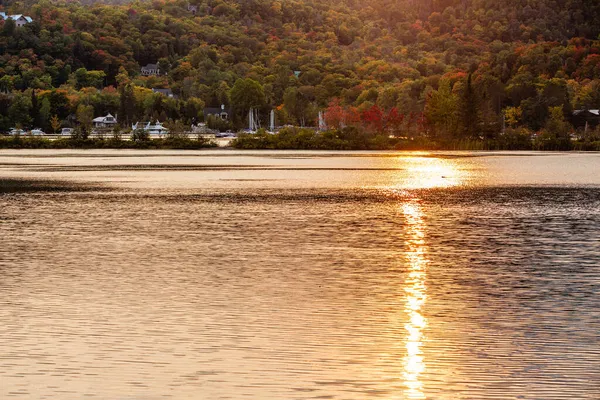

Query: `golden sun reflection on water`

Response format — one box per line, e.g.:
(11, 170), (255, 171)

(402, 201), (428, 399)
(396, 156), (463, 398)
(399, 154), (463, 189)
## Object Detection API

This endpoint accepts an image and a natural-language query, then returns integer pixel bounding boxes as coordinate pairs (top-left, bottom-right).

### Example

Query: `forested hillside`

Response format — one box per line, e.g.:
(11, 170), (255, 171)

(1, 0), (600, 147)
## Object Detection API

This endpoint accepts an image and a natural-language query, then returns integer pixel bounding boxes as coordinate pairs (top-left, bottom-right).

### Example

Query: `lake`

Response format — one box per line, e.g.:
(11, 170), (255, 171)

(1, 150), (599, 399)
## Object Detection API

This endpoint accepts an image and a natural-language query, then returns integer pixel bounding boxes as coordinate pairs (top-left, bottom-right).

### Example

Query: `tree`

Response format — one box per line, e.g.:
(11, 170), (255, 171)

(8, 93), (32, 128)
(283, 87), (314, 127)
(535, 105), (572, 150)
(119, 84), (135, 127)
(361, 105), (384, 134)
(386, 107), (405, 137)
(31, 90), (40, 128)
(74, 68), (106, 89)
(39, 98), (52, 130)
(544, 106), (570, 138)
(131, 127), (150, 143)
(230, 78), (265, 126)
(504, 106), (522, 128)
(76, 104), (94, 139)
(2, 18), (16, 36)
(424, 80), (458, 138)
(324, 98), (346, 130)
(115, 66), (131, 87)
(458, 74), (479, 139)
(50, 115), (61, 135)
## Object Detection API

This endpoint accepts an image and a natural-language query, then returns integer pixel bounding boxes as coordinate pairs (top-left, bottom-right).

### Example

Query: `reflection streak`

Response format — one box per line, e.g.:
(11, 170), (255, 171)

(397, 156), (462, 398)
(402, 201), (428, 399)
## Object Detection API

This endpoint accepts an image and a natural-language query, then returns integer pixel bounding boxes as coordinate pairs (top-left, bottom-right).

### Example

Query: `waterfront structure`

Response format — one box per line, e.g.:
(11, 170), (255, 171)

(572, 109), (600, 131)
(248, 108), (259, 132)
(92, 114), (117, 128)
(204, 104), (230, 120)
(132, 121), (169, 136)
(269, 110), (275, 132)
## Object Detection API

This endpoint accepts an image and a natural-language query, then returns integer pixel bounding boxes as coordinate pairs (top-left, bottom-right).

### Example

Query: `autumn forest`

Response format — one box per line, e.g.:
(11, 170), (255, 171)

(1, 0), (600, 149)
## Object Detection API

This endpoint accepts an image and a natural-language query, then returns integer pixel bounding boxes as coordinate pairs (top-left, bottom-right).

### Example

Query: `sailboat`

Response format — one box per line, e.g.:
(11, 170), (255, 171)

(268, 109), (276, 133)
(318, 111), (326, 132)
(247, 108), (260, 132)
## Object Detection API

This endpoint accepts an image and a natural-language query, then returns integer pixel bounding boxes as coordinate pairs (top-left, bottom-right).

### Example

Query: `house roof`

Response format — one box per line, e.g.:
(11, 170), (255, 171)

(93, 113), (116, 123)
(0, 13), (33, 22)
(152, 88), (173, 96)
(573, 109), (600, 116)
(142, 63), (159, 70)
(204, 106), (230, 115)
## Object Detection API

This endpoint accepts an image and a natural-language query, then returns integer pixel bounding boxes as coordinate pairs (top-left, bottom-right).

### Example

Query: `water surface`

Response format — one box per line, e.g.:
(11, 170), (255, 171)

(1, 150), (599, 399)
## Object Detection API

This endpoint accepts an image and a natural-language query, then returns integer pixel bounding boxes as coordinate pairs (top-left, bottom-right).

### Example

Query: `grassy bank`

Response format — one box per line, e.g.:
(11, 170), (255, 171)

(0, 136), (217, 150)
(232, 127), (600, 151)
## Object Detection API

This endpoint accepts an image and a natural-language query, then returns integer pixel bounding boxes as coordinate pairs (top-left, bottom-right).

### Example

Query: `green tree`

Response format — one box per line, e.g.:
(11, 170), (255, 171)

(119, 84), (136, 127)
(230, 78), (265, 126)
(8, 93), (32, 128)
(39, 98), (52, 130)
(76, 104), (94, 139)
(424, 80), (458, 138)
(31, 90), (40, 128)
(458, 74), (479, 139)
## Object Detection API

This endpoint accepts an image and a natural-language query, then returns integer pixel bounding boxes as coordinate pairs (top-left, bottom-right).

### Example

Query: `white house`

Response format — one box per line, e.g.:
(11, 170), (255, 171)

(92, 113), (117, 128)
(141, 63), (160, 76)
(0, 13), (33, 27)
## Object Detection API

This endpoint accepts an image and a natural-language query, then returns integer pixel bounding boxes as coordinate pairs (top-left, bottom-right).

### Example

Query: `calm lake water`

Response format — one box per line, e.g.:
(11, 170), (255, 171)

(1, 150), (599, 399)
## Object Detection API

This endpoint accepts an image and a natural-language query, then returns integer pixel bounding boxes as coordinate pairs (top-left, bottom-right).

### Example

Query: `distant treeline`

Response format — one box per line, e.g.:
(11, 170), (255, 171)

(232, 127), (600, 151)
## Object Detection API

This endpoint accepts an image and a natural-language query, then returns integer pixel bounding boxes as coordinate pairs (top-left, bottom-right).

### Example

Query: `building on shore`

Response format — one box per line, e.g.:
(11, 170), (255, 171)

(572, 109), (600, 131)
(92, 114), (118, 129)
(203, 104), (230, 120)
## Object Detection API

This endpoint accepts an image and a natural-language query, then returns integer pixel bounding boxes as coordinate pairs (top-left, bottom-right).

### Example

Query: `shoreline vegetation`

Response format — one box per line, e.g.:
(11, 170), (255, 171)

(0, 134), (216, 149)
(2, 126), (600, 151)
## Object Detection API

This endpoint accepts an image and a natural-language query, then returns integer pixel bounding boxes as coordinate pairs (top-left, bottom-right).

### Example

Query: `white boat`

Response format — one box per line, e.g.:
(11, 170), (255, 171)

(132, 121), (169, 138)
(30, 129), (45, 136)
(8, 128), (25, 136)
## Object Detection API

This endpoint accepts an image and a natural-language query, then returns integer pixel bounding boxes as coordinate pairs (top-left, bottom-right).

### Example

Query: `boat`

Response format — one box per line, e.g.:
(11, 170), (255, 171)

(131, 121), (169, 138)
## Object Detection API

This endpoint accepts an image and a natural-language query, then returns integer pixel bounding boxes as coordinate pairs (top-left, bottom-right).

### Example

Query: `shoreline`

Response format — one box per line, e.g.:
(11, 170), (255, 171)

(2, 129), (600, 152)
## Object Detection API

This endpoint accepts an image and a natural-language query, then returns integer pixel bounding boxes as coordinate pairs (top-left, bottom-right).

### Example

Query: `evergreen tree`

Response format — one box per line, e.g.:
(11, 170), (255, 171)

(119, 84), (136, 127)
(459, 74), (479, 139)
(31, 90), (40, 128)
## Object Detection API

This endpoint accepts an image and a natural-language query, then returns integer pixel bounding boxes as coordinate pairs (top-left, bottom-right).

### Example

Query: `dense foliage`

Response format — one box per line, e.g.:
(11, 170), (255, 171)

(1, 0), (600, 148)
